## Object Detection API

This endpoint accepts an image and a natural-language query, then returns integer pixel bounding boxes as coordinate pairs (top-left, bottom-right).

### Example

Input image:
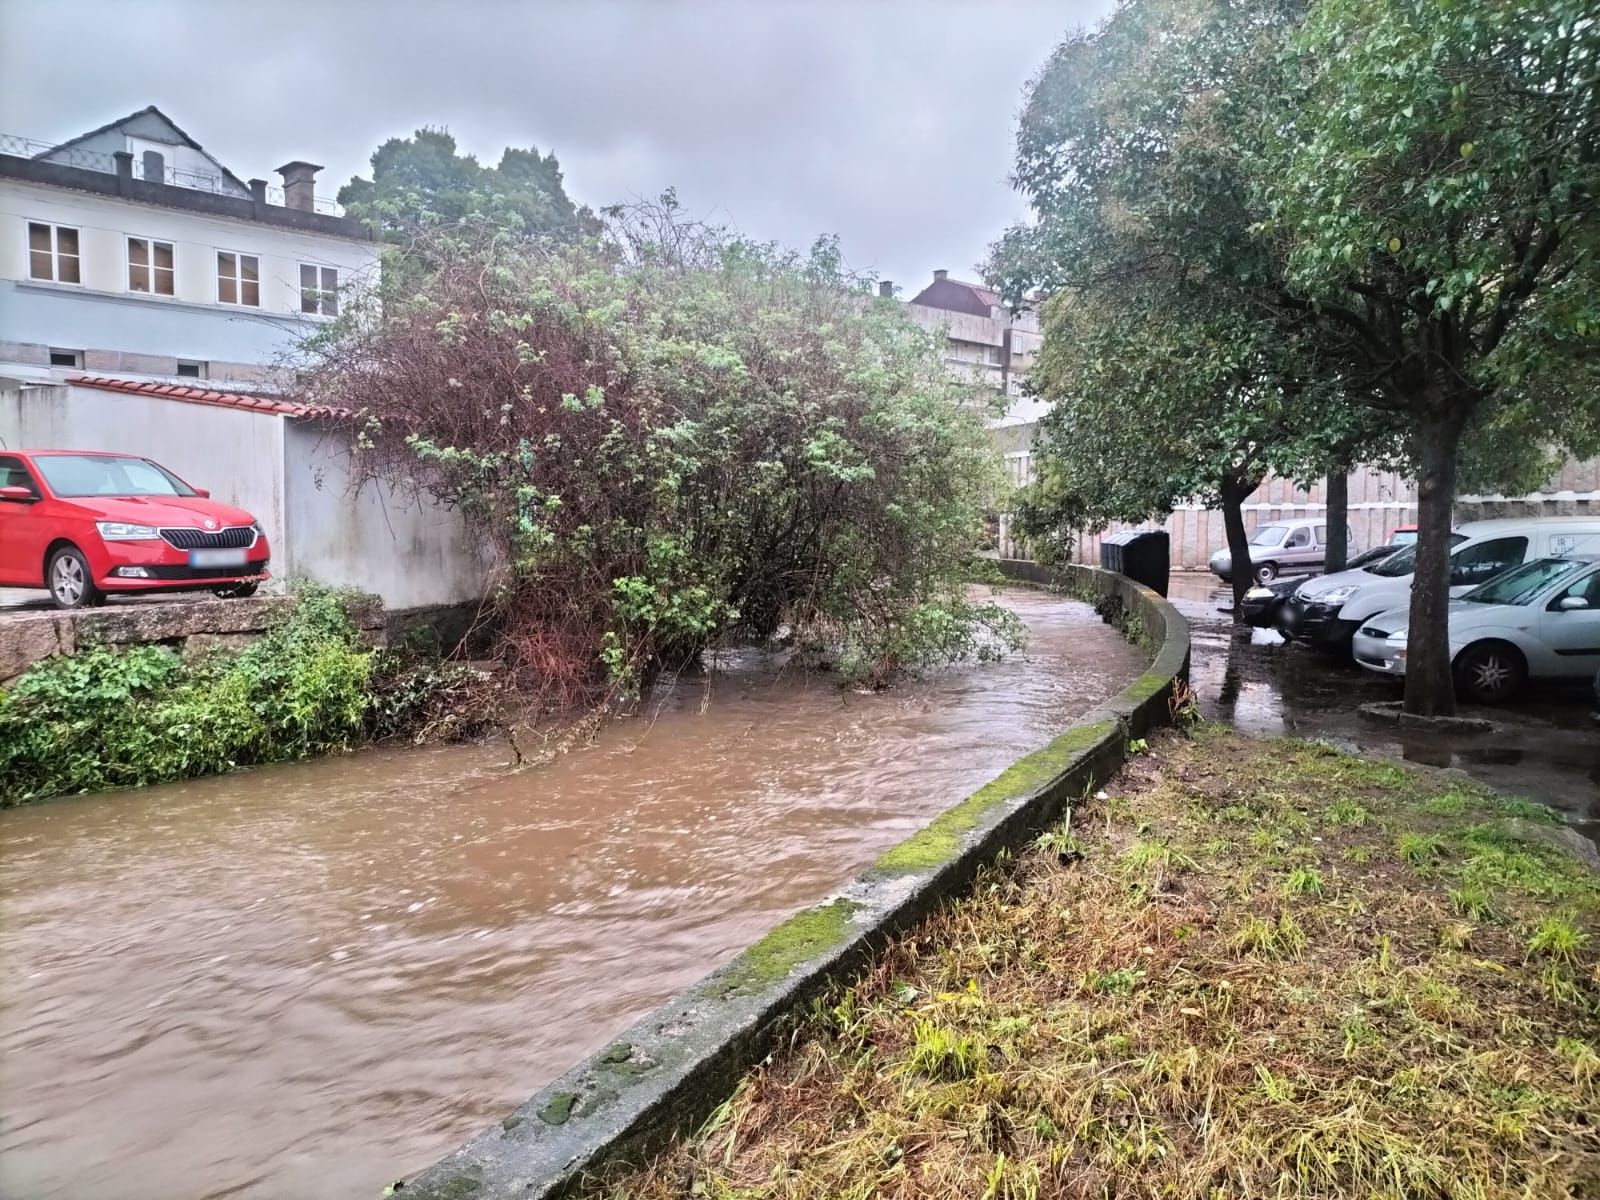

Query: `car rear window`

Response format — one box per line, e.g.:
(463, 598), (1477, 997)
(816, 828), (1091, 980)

(31, 454), (195, 498)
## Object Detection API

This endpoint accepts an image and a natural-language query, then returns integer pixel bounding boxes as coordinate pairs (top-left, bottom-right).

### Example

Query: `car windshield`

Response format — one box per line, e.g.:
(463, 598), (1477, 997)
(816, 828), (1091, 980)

(1365, 533), (1468, 577)
(1390, 530), (1417, 546)
(1249, 525), (1287, 546)
(1461, 557), (1588, 606)
(32, 454), (195, 498)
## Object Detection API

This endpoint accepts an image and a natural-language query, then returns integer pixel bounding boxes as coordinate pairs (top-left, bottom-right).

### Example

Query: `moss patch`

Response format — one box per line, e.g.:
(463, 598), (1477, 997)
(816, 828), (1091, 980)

(714, 898), (863, 996)
(538, 1092), (577, 1126)
(872, 719), (1118, 875)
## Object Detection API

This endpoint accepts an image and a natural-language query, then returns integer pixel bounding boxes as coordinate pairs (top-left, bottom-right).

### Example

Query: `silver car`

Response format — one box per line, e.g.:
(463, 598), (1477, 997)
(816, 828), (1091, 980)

(1209, 520), (1356, 585)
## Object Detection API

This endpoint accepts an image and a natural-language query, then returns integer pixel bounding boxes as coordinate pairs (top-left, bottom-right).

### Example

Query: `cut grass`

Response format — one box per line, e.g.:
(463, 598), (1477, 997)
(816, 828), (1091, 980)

(593, 728), (1600, 1200)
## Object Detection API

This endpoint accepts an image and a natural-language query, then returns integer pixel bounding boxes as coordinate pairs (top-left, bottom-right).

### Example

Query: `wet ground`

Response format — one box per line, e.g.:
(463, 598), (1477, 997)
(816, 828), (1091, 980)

(1167, 573), (1600, 843)
(0, 588), (1144, 1200)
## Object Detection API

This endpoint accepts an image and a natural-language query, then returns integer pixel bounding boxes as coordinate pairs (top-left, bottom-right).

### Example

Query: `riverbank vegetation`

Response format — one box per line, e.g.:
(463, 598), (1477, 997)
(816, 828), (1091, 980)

(0, 589), (494, 806)
(299, 198), (1019, 709)
(596, 727), (1600, 1199)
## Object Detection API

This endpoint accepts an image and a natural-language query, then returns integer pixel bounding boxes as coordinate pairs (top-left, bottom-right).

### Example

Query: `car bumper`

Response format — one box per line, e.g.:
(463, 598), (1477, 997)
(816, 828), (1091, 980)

(92, 537), (272, 590)
(1240, 589), (1287, 627)
(1352, 630), (1406, 677)
(1277, 599), (1359, 647)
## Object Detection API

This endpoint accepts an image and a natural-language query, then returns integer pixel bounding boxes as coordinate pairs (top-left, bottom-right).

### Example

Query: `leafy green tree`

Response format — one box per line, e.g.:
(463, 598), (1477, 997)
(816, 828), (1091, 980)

(337, 127), (597, 243)
(992, 0), (1400, 613)
(1251, 0), (1600, 714)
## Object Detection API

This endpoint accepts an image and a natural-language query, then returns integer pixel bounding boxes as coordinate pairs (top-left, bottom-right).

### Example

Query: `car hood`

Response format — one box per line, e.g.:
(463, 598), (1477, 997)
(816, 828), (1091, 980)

(63, 495), (258, 529)
(1359, 599), (1522, 637)
(1294, 566), (1374, 599)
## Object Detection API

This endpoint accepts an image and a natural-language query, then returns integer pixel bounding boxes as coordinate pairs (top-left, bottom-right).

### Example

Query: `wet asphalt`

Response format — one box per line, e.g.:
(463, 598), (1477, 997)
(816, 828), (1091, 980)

(1165, 572), (1600, 845)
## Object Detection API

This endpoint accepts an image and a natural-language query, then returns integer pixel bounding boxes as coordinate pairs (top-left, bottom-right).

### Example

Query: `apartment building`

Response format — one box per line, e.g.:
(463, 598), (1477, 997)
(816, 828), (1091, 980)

(0, 106), (379, 386)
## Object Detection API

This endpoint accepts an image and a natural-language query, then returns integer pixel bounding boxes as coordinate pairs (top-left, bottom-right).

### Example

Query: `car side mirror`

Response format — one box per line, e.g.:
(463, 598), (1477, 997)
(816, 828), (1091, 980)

(1558, 595), (1591, 612)
(193, 487), (211, 498)
(0, 485), (35, 503)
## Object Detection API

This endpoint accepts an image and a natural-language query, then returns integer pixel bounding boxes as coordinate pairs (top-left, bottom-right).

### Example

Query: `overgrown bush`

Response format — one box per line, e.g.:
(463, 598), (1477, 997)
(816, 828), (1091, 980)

(0, 589), (487, 806)
(298, 201), (1021, 706)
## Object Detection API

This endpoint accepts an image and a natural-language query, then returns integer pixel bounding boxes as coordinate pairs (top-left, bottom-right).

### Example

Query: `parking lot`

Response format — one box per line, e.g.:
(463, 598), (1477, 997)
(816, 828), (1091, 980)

(1166, 573), (1600, 844)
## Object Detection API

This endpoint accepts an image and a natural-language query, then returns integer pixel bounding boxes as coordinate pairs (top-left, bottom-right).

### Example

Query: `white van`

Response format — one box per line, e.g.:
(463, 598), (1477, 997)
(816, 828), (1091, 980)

(1278, 517), (1600, 654)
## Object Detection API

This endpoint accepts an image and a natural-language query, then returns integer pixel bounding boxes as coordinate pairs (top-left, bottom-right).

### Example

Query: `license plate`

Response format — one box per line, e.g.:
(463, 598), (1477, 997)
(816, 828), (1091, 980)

(190, 548), (248, 568)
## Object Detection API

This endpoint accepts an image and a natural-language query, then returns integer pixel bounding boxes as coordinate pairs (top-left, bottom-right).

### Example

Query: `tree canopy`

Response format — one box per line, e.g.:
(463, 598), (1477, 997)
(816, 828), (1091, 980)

(993, 0), (1400, 607)
(1248, 0), (1600, 712)
(996, 0), (1600, 711)
(337, 127), (598, 243)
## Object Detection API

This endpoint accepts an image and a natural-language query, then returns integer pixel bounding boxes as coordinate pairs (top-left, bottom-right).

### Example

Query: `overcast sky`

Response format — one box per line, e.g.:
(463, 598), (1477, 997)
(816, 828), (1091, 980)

(0, 0), (1113, 290)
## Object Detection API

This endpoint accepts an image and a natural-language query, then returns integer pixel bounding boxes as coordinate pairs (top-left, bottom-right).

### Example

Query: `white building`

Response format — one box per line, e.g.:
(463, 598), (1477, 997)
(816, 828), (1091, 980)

(0, 106), (379, 386)
(0, 109), (487, 614)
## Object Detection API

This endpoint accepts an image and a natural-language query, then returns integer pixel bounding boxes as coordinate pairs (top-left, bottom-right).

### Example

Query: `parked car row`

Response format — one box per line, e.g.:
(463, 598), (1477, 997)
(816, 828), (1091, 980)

(1236, 515), (1600, 704)
(1351, 555), (1600, 702)
(0, 450), (270, 609)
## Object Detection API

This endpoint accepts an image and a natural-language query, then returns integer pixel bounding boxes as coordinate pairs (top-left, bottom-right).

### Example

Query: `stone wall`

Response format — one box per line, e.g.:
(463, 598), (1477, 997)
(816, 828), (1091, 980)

(0, 594), (385, 684)
(394, 563), (1190, 1200)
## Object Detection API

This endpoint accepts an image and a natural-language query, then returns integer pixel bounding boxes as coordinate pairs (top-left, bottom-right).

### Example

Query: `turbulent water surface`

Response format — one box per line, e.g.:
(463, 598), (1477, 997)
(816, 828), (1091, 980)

(0, 587), (1144, 1200)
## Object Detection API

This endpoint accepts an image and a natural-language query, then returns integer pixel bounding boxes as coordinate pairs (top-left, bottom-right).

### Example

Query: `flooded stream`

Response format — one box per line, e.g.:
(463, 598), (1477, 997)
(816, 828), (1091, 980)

(0, 588), (1143, 1200)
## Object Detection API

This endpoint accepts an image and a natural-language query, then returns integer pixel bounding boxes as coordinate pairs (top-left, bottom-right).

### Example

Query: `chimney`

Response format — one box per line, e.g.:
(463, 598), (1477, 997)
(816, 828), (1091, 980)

(933, 268), (948, 283)
(275, 160), (323, 212)
(877, 280), (894, 298)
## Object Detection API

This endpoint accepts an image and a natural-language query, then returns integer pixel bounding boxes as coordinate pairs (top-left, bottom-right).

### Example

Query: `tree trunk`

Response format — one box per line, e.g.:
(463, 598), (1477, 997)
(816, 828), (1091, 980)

(1220, 481), (1254, 620)
(1403, 412), (1466, 717)
(1324, 471), (1349, 573)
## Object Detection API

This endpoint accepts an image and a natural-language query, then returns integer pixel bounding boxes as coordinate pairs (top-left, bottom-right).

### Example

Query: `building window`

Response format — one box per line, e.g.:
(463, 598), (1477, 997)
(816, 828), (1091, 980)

(27, 222), (80, 284)
(176, 360), (207, 379)
(49, 348), (83, 368)
(299, 264), (339, 316)
(216, 251), (260, 306)
(128, 237), (175, 295)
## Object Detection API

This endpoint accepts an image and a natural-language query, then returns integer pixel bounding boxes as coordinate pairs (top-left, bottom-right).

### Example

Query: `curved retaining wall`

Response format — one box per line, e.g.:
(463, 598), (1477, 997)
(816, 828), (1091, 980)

(394, 563), (1190, 1200)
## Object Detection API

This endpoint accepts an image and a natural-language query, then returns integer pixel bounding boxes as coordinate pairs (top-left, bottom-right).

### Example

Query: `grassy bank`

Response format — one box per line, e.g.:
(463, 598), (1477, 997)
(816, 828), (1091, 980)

(0, 589), (495, 806)
(596, 727), (1600, 1200)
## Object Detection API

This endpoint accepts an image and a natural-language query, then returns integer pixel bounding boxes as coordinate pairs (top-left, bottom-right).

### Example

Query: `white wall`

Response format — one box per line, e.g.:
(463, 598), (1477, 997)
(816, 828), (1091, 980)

(283, 421), (489, 611)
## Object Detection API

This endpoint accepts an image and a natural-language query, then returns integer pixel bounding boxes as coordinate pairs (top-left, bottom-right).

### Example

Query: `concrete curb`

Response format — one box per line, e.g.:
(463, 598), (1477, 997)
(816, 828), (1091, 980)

(391, 563), (1191, 1200)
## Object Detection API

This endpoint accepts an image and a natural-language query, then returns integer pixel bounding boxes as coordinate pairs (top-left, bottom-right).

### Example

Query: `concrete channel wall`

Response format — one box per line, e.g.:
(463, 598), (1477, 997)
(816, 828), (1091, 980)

(394, 563), (1191, 1200)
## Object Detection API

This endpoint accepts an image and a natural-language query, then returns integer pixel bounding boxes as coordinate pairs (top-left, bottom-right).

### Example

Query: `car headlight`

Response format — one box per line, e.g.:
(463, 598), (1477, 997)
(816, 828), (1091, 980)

(1387, 628), (1408, 641)
(1245, 586), (1274, 599)
(1319, 584), (1359, 605)
(96, 521), (161, 541)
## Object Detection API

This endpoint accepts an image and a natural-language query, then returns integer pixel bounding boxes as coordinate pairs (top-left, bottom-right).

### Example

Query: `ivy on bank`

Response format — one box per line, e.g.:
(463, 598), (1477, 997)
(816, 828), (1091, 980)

(0, 589), (490, 807)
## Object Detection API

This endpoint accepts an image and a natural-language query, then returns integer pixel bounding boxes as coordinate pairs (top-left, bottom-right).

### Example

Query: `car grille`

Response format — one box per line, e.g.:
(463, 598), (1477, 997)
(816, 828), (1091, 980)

(160, 525), (255, 550)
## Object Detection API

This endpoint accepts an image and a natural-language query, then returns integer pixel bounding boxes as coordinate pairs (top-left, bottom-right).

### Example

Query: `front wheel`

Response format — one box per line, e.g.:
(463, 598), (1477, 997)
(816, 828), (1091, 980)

(47, 545), (103, 609)
(1253, 562), (1279, 584)
(1453, 641), (1526, 705)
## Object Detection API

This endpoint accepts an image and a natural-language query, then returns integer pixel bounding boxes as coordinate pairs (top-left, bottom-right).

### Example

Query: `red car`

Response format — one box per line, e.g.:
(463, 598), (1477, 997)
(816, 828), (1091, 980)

(0, 450), (271, 608)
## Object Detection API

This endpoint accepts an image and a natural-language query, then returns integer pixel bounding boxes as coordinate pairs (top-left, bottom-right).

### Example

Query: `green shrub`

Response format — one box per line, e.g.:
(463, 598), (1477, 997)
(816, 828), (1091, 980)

(0, 588), (432, 806)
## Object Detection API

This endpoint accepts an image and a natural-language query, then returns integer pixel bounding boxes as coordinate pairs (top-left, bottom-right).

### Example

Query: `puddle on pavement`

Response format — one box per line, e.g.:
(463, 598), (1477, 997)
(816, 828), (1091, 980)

(1165, 573), (1600, 839)
(0, 587), (1144, 1200)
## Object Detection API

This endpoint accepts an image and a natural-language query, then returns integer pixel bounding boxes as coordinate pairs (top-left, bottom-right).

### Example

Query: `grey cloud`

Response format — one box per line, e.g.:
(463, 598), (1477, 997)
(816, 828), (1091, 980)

(1, 0), (1113, 287)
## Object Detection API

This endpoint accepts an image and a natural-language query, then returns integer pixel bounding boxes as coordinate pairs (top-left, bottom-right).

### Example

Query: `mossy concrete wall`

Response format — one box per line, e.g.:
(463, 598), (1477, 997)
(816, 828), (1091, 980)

(392, 563), (1190, 1200)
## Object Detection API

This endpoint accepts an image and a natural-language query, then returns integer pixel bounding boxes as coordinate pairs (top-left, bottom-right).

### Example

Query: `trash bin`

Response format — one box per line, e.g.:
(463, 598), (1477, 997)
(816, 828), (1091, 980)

(1099, 529), (1170, 597)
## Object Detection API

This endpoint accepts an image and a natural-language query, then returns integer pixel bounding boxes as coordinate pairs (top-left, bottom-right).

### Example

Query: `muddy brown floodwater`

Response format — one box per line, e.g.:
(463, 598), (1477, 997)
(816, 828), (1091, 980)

(0, 588), (1143, 1200)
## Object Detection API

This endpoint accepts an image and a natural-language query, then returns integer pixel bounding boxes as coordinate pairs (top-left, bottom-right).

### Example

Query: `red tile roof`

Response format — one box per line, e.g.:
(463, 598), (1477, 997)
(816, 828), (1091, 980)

(67, 375), (345, 419)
